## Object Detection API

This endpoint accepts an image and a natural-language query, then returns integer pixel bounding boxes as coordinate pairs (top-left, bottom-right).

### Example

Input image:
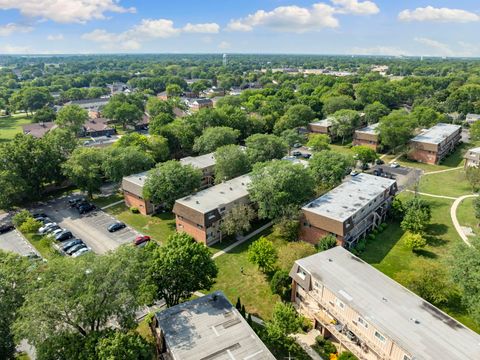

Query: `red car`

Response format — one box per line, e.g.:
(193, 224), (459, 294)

(134, 235), (151, 246)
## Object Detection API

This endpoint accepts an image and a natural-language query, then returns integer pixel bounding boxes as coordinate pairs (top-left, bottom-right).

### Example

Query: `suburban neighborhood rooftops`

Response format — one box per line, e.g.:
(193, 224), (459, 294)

(83, 117), (111, 132)
(22, 122), (56, 138)
(292, 247), (480, 360)
(309, 118), (333, 127)
(69, 98), (109, 105)
(410, 123), (461, 145)
(302, 173), (396, 222)
(121, 171), (150, 197)
(155, 291), (275, 360)
(355, 122), (379, 135)
(175, 174), (251, 214)
(180, 152), (216, 170)
(191, 98), (213, 105)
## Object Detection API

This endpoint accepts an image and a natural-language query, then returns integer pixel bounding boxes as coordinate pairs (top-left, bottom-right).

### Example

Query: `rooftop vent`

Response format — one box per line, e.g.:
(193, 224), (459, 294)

(410, 318), (420, 324)
(229, 187), (233, 191)
(196, 201), (200, 204)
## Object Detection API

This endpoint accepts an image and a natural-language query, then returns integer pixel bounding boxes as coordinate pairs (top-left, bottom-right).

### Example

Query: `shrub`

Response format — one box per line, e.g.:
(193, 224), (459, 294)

(404, 232), (427, 251)
(19, 218), (42, 234)
(130, 207), (139, 214)
(338, 351), (359, 360)
(368, 234), (376, 241)
(356, 239), (366, 252)
(316, 234), (337, 252)
(12, 210), (32, 227)
(323, 340), (337, 355)
(274, 218), (300, 242)
(270, 269), (291, 299)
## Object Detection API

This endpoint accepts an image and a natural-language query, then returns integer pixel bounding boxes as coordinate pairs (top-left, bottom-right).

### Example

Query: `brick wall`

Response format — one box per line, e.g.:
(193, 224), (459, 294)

(299, 224), (344, 246)
(176, 216), (208, 244)
(408, 148), (438, 165)
(124, 192), (151, 215)
(352, 138), (378, 151)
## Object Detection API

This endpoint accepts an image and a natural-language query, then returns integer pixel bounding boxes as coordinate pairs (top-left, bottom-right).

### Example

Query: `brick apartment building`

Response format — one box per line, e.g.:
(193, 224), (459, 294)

(408, 123), (461, 165)
(151, 291), (275, 360)
(300, 174), (397, 248)
(188, 98), (213, 111)
(464, 147), (480, 168)
(180, 152), (216, 188)
(173, 174), (251, 246)
(308, 118), (333, 137)
(121, 153), (217, 215)
(353, 123), (380, 151)
(290, 247), (480, 360)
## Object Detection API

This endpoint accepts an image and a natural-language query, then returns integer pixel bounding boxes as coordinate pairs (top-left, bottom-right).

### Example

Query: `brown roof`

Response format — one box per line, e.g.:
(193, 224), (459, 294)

(173, 107), (186, 118)
(84, 117), (112, 132)
(22, 122), (56, 138)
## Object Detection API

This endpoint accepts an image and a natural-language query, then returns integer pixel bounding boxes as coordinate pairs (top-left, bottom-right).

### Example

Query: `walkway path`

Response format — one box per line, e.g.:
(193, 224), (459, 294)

(405, 190), (457, 200)
(101, 199), (124, 210)
(423, 166), (463, 175)
(451, 194), (478, 247)
(212, 221), (273, 259)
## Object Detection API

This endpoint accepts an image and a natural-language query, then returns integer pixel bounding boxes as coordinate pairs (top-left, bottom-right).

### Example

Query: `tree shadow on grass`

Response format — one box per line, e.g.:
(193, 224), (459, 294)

(414, 249), (438, 259)
(426, 223), (449, 237)
(425, 235), (448, 247)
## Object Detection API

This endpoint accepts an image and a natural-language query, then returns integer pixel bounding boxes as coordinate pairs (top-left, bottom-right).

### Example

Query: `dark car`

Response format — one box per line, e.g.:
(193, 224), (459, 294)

(77, 203), (96, 214)
(55, 230), (73, 242)
(292, 150), (302, 157)
(0, 223), (14, 234)
(302, 153), (311, 159)
(375, 159), (385, 165)
(62, 239), (84, 252)
(134, 235), (151, 246)
(108, 221), (126, 232)
(66, 243), (87, 256)
(32, 213), (48, 219)
(68, 198), (85, 207)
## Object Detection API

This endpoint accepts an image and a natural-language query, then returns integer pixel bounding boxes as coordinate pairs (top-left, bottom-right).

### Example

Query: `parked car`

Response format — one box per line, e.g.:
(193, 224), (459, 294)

(293, 143), (302, 148)
(71, 247), (91, 258)
(68, 198), (85, 208)
(32, 213), (48, 219)
(77, 203), (96, 214)
(375, 159), (385, 165)
(55, 230), (73, 242)
(107, 221), (126, 232)
(66, 243), (86, 255)
(62, 239), (84, 252)
(134, 235), (151, 246)
(302, 153), (311, 159)
(390, 162), (400, 168)
(39, 222), (57, 234)
(0, 223), (14, 234)
(49, 228), (65, 237)
(292, 150), (302, 157)
(350, 170), (359, 177)
(44, 225), (61, 234)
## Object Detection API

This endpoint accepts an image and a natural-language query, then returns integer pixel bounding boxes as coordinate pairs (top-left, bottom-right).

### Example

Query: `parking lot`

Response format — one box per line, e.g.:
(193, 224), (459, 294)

(0, 228), (39, 256)
(33, 195), (140, 254)
(368, 164), (423, 192)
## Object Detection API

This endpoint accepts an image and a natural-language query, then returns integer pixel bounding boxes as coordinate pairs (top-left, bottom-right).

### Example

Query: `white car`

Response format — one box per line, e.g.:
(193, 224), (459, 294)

(390, 162), (400, 168)
(71, 247), (91, 258)
(39, 222), (57, 234)
(49, 228), (64, 237)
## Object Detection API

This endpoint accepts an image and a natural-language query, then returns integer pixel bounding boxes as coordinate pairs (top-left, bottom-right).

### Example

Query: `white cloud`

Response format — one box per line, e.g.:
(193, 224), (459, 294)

(0, 44), (31, 53)
(183, 23), (219, 34)
(332, 0), (379, 15)
(0, 0), (135, 24)
(82, 18), (220, 50)
(47, 34), (64, 41)
(414, 37), (454, 56)
(0, 23), (33, 36)
(218, 41), (231, 50)
(351, 45), (408, 56)
(227, 3), (339, 32)
(399, 6), (480, 23)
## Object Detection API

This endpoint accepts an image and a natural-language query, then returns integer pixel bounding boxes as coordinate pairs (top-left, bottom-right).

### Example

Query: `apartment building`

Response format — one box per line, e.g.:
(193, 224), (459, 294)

(353, 123), (380, 151)
(408, 123), (461, 165)
(300, 174), (397, 248)
(290, 247), (480, 360)
(173, 174), (251, 246)
(308, 118), (333, 137)
(188, 98), (213, 111)
(466, 113), (480, 125)
(151, 291), (275, 360)
(180, 152), (216, 188)
(464, 147), (480, 168)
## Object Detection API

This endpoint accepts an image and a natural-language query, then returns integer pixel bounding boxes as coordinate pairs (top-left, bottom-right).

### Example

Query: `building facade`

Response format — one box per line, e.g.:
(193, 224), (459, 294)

(122, 171), (156, 215)
(353, 123), (380, 151)
(151, 291), (275, 360)
(173, 175), (251, 246)
(188, 98), (213, 111)
(180, 152), (216, 189)
(466, 113), (480, 125)
(299, 174), (397, 248)
(464, 147), (480, 168)
(408, 123), (462, 165)
(308, 119), (333, 136)
(290, 247), (480, 360)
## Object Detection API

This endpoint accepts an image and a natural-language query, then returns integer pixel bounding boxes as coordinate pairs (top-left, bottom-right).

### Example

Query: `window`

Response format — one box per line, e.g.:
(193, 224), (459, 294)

(220, 207), (226, 212)
(196, 224), (203, 229)
(335, 298), (345, 310)
(297, 267), (307, 280)
(357, 317), (368, 329)
(374, 331), (386, 343)
(403, 356), (411, 360)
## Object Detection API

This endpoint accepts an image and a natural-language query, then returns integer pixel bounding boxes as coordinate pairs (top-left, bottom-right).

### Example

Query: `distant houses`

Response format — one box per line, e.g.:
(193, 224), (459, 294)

(290, 247), (480, 360)
(22, 122), (56, 138)
(81, 117), (116, 138)
(408, 123), (462, 165)
(67, 98), (109, 112)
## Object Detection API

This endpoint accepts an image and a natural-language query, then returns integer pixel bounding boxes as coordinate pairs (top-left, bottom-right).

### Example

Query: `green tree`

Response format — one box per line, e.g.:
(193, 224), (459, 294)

(281, 129), (304, 152)
(274, 104), (315, 133)
(103, 95), (143, 129)
(19, 217), (42, 234)
(146, 97), (174, 118)
(330, 109), (361, 144)
(193, 126), (240, 154)
(474, 197), (480, 225)
(214, 144), (251, 183)
(10, 87), (53, 115)
(403, 232), (427, 251)
(0, 251), (31, 359)
(411, 106), (445, 128)
(63, 147), (104, 198)
(96, 331), (153, 360)
(148, 134), (170, 162)
(309, 150), (353, 189)
(149, 232), (218, 307)
(364, 101), (390, 124)
(322, 95), (356, 115)
(267, 302), (304, 336)
(470, 121), (480, 142)
(143, 160), (202, 209)
(466, 166), (480, 192)
(33, 106), (56, 123)
(378, 110), (416, 153)
(270, 270), (291, 300)
(148, 113), (175, 134)
(55, 104), (88, 134)
(273, 218), (300, 242)
(401, 197), (432, 234)
(245, 134), (288, 164)
(102, 146), (154, 183)
(249, 161), (315, 220)
(12, 210), (32, 227)
(306, 133), (330, 152)
(220, 203), (256, 237)
(316, 234), (337, 252)
(166, 84), (183, 97)
(353, 145), (378, 166)
(247, 236), (278, 273)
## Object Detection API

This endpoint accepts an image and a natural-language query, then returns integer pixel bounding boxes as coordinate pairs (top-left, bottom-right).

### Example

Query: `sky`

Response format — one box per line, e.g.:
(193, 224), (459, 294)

(0, 0), (479, 56)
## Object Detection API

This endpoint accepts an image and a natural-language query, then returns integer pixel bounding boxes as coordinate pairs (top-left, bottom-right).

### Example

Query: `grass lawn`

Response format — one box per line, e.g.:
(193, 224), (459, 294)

(24, 233), (58, 259)
(15, 353), (30, 360)
(0, 114), (31, 142)
(329, 144), (355, 156)
(419, 168), (472, 197)
(211, 228), (316, 320)
(457, 197), (479, 236)
(92, 192), (124, 208)
(360, 193), (480, 332)
(105, 204), (176, 243)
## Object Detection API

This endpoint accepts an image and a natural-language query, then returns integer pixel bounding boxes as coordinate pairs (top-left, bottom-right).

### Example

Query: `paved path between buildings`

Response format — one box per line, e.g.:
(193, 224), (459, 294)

(101, 200), (124, 210)
(405, 190), (457, 200)
(211, 221), (274, 259)
(423, 166), (463, 175)
(451, 194), (479, 247)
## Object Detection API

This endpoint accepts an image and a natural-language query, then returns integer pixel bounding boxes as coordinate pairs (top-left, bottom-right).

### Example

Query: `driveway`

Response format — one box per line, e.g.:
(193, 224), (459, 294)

(32, 196), (140, 254)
